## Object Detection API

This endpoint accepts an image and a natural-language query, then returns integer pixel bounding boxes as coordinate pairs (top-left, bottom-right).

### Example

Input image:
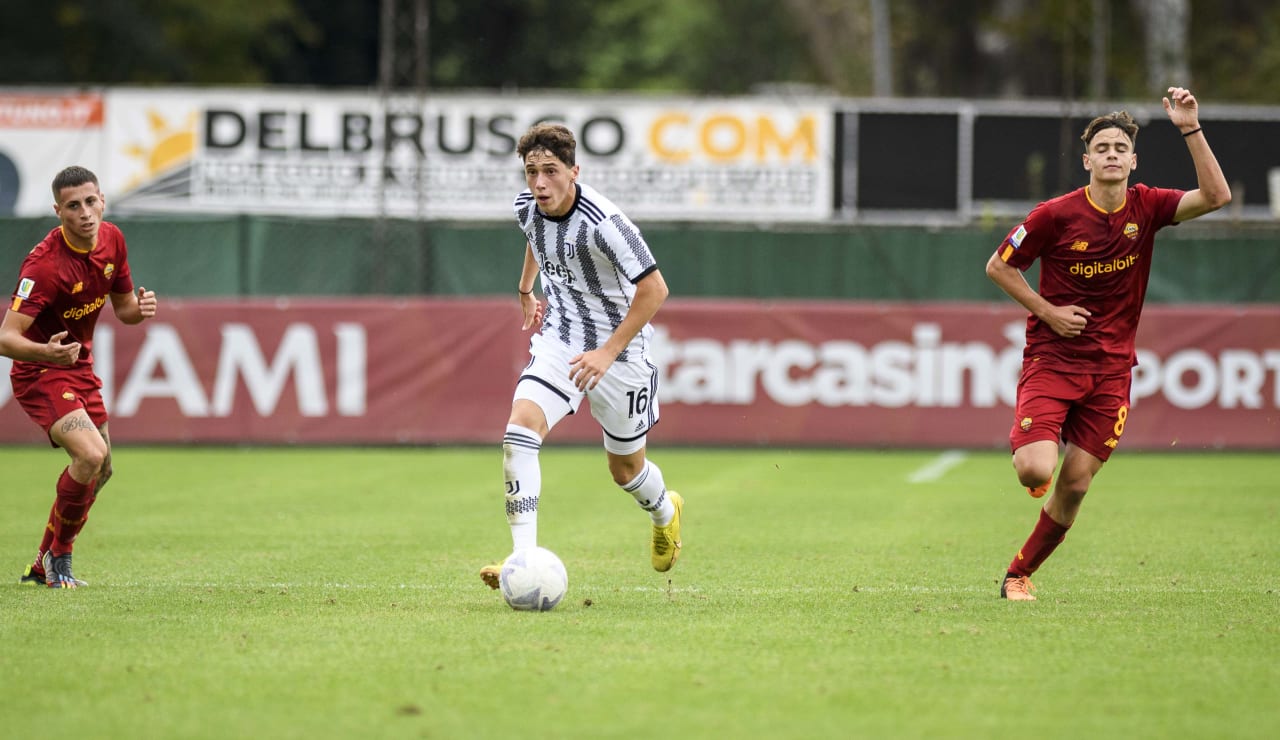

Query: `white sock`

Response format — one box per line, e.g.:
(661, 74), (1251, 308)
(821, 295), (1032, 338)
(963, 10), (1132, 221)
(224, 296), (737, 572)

(503, 424), (542, 551)
(621, 460), (674, 525)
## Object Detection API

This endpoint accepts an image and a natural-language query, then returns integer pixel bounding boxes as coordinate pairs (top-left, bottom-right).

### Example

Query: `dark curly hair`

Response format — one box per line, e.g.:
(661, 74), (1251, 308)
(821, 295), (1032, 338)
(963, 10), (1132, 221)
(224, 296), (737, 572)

(517, 123), (576, 167)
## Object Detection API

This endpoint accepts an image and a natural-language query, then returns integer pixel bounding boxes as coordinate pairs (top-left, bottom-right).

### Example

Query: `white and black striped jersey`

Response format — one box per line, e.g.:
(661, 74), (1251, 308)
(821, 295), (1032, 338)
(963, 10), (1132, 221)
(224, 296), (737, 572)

(513, 182), (658, 362)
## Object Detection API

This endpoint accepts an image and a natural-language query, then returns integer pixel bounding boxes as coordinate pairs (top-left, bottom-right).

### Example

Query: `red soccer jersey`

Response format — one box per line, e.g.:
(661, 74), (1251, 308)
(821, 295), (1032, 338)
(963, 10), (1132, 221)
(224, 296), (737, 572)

(996, 183), (1183, 373)
(7, 222), (134, 380)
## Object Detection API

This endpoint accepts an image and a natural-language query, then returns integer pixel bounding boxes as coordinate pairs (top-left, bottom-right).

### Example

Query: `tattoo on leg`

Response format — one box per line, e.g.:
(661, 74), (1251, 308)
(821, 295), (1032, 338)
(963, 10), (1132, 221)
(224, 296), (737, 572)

(60, 416), (98, 435)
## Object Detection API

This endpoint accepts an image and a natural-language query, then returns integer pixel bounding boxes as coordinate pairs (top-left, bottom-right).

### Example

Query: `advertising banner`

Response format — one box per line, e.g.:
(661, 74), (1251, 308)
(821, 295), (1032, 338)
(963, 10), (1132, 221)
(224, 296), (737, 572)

(0, 93), (105, 216)
(1, 299), (1275, 449)
(100, 89), (833, 221)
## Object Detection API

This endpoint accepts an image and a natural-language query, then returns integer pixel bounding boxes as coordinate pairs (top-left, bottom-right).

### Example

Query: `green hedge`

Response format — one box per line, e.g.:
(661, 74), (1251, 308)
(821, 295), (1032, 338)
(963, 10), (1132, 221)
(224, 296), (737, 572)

(2, 216), (1276, 302)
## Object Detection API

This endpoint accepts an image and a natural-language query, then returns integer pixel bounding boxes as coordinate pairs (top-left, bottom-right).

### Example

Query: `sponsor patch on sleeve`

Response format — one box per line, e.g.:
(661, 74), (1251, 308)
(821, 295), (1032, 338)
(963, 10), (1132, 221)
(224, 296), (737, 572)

(16, 277), (34, 298)
(1009, 224), (1027, 248)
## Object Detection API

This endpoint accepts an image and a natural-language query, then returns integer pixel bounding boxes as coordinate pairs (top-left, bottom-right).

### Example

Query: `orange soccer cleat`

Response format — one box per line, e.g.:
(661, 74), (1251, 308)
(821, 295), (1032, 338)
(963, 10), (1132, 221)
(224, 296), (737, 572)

(1000, 575), (1037, 601)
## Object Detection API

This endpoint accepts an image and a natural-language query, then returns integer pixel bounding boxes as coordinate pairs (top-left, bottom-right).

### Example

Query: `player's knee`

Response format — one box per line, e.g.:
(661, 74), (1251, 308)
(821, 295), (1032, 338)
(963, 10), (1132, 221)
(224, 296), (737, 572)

(1056, 472), (1092, 502)
(1011, 440), (1059, 487)
(75, 447), (108, 476)
(1014, 459), (1054, 489)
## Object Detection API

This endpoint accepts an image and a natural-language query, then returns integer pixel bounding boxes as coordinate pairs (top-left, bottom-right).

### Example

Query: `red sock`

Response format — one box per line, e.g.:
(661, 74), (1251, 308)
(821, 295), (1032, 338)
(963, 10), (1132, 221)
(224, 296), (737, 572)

(34, 504), (57, 569)
(1008, 508), (1071, 578)
(50, 468), (96, 556)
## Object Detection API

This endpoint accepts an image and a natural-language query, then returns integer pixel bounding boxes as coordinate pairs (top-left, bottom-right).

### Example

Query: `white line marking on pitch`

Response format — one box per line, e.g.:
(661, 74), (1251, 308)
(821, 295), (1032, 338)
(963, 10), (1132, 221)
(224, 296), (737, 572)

(907, 450), (968, 483)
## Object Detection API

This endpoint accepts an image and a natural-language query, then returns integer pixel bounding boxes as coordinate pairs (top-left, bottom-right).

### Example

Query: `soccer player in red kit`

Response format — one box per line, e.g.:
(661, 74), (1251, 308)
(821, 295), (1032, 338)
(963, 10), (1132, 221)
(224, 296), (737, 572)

(986, 88), (1231, 601)
(0, 166), (158, 588)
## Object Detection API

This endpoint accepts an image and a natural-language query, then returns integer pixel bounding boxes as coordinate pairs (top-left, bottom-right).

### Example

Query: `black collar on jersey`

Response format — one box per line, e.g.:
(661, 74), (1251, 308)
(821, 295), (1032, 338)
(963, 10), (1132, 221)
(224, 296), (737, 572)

(536, 183), (581, 223)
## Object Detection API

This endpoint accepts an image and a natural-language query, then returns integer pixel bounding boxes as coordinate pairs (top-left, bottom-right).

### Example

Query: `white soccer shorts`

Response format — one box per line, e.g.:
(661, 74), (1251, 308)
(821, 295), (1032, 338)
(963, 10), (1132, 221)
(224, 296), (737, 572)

(513, 332), (660, 455)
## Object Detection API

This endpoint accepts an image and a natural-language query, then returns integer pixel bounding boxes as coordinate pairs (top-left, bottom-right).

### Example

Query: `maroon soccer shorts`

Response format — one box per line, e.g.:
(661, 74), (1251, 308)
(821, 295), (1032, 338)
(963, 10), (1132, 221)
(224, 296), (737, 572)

(1008, 360), (1132, 462)
(10, 368), (108, 447)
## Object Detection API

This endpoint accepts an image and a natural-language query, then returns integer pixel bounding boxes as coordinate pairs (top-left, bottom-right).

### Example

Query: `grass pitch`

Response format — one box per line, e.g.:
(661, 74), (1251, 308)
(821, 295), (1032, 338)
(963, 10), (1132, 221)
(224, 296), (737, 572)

(1, 446), (1276, 739)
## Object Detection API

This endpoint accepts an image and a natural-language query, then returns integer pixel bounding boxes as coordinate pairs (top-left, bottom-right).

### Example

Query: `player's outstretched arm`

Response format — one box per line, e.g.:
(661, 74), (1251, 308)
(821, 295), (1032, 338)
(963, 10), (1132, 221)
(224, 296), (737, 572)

(1163, 87), (1232, 222)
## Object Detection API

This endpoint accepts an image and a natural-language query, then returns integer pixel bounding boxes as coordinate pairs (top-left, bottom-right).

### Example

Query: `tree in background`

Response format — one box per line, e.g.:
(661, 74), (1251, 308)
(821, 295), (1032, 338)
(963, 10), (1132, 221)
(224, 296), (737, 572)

(1192, 0), (1280, 103)
(0, 0), (1276, 103)
(0, 0), (314, 84)
(426, 0), (822, 93)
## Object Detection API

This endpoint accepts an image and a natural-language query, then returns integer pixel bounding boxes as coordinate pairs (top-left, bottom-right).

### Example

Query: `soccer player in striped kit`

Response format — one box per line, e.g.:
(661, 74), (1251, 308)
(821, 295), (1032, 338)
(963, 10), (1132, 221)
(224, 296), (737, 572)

(481, 123), (683, 589)
(986, 88), (1231, 600)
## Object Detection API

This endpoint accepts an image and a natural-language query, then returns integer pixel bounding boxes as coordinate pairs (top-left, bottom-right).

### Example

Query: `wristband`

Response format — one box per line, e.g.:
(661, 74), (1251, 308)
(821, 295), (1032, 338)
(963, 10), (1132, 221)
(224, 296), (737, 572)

(1182, 127), (1203, 138)
(518, 287), (534, 295)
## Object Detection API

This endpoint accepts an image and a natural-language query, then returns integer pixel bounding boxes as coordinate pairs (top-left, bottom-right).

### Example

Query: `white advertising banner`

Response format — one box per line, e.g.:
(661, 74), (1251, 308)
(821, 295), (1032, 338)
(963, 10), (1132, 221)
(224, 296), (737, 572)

(101, 88), (834, 221)
(0, 93), (106, 216)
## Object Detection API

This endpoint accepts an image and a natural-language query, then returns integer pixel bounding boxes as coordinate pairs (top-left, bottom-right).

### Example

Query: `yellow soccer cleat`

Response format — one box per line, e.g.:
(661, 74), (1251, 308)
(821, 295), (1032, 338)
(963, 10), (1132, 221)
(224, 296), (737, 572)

(19, 562), (46, 587)
(651, 491), (683, 572)
(479, 559), (506, 590)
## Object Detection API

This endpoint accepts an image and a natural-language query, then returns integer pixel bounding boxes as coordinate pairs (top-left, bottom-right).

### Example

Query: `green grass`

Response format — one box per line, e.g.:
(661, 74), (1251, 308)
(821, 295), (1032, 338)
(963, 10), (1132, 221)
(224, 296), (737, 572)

(1, 446), (1276, 739)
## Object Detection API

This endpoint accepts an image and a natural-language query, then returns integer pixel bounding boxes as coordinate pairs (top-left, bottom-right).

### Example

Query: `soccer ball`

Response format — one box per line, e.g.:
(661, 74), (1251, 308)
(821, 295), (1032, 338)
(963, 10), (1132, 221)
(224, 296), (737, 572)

(499, 547), (568, 612)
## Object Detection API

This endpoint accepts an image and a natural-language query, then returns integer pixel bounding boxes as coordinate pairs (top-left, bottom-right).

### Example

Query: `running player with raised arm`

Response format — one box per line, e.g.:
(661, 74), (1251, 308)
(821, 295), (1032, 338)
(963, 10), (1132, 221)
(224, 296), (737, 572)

(986, 88), (1231, 601)
(480, 123), (682, 590)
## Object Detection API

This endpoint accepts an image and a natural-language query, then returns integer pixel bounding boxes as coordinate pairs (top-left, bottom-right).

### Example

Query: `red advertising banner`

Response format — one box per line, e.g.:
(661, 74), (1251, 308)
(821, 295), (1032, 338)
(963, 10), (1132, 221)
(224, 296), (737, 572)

(0, 298), (1276, 449)
(0, 93), (103, 128)
(0, 93), (106, 216)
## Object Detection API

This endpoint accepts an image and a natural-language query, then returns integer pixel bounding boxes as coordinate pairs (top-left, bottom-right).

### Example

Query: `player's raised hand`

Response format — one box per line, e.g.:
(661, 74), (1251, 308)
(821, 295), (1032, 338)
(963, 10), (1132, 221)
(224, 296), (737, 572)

(1043, 304), (1091, 339)
(520, 292), (543, 331)
(1162, 87), (1200, 131)
(136, 286), (158, 319)
(46, 331), (81, 365)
